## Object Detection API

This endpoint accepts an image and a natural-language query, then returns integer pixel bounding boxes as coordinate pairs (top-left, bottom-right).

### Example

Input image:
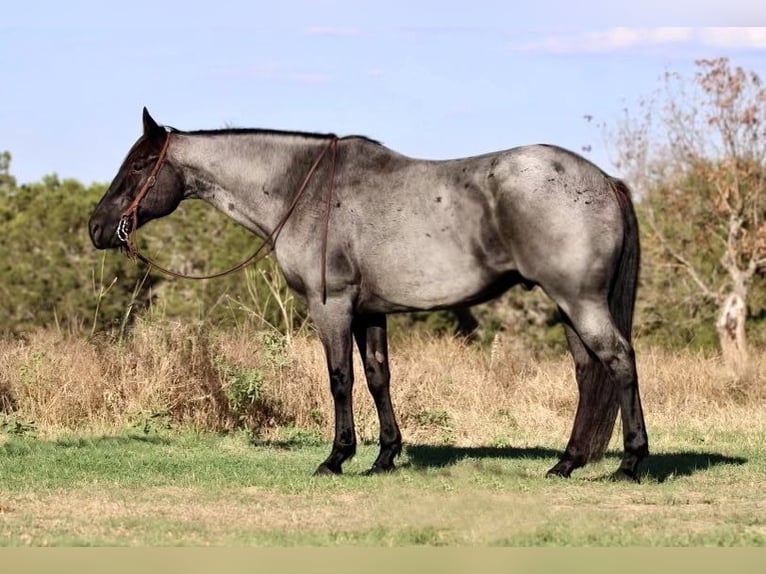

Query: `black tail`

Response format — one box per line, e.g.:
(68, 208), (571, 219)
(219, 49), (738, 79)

(609, 178), (640, 343)
(576, 178), (640, 461)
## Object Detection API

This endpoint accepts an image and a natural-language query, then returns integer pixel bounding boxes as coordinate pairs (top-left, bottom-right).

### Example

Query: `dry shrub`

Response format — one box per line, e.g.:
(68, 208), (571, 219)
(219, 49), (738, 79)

(0, 324), (763, 441)
(634, 347), (766, 431)
(112, 320), (231, 429)
(0, 322), (234, 432)
(0, 331), (111, 428)
(0, 368), (16, 414)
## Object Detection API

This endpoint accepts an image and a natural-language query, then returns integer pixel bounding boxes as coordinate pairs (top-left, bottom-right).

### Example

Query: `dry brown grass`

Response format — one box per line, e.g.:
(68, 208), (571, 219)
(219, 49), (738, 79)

(0, 484), (600, 545)
(1, 321), (764, 440)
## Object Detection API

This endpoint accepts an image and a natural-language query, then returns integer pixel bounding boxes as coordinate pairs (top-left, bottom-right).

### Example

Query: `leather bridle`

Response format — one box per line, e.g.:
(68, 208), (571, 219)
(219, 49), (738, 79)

(118, 131), (338, 302)
(117, 130), (173, 248)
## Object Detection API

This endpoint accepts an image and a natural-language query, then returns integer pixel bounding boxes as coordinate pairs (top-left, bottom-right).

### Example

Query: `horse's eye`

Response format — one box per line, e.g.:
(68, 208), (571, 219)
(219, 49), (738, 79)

(130, 163), (144, 174)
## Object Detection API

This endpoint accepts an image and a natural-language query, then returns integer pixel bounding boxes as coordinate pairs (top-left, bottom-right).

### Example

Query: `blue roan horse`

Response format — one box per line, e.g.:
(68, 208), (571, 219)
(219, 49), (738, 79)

(89, 109), (648, 481)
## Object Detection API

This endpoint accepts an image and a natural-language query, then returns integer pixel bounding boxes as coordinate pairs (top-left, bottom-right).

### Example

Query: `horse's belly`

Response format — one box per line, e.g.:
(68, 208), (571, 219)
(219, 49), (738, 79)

(358, 252), (511, 313)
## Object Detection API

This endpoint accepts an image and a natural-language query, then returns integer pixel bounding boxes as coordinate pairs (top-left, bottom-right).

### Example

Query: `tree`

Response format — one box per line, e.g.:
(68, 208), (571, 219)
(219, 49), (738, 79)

(614, 58), (766, 365)
(0, 151), (16, 193)
(0, 169), (158, 333)
(0, 153), (300, 335)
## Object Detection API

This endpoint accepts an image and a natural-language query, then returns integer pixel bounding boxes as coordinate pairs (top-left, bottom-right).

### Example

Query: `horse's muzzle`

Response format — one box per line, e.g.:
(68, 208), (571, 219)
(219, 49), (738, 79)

(88, 215), (122, 249)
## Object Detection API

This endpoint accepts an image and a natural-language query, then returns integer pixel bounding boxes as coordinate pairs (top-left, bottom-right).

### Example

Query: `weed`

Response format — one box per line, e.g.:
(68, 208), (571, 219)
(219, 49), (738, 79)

(415, 409), (451, 428)
(0, 379), (16, 414)
(216, 357), (291, 433)
(272, 426), (324, 447)
(258, 331), (290, 368)
(415, 409), (455, 444)
(131, 409), (173, 435)
(239, 265), (310, 340)
(17, 351), (48, 386)
(0, 415), (37, 438)
(308, 408), (325, 427)
(222, 364), (265, 417)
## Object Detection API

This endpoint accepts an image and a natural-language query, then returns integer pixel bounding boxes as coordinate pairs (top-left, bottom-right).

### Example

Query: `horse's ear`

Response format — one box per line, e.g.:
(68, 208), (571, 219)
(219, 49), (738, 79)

(142, 107), (161, 136)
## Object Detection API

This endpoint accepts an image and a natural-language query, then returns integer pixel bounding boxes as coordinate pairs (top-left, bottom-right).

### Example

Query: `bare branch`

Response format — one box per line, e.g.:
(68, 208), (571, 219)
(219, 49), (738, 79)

(644, 206), (722, 303)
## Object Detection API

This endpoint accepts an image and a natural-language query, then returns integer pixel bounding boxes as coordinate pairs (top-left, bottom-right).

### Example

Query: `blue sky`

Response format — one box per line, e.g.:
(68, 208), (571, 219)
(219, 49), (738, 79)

(2, 1), (765, 185)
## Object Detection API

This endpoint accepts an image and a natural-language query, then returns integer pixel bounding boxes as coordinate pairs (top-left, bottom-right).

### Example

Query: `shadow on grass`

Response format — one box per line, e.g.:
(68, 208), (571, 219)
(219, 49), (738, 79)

(639, 451), (747, 482)
(404, 444), (747, 482)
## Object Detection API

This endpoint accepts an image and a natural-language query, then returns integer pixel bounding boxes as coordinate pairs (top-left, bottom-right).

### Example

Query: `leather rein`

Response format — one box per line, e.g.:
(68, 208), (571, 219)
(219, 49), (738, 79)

(118, 131), (338, 301)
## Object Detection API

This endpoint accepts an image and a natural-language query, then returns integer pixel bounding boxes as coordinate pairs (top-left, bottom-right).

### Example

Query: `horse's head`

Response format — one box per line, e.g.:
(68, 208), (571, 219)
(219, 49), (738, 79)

(89, 108), (185, 249)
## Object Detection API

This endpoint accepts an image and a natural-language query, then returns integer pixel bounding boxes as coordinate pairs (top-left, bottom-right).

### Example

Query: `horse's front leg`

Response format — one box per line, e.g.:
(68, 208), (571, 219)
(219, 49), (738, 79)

(353, 313), (401, 474)
(311, 296), (356, 475)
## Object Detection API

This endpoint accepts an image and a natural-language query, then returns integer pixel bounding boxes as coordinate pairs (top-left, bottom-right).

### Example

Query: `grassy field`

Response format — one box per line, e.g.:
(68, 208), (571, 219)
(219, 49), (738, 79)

(0, 427), (764, 546)
(1, 325), (765, 546)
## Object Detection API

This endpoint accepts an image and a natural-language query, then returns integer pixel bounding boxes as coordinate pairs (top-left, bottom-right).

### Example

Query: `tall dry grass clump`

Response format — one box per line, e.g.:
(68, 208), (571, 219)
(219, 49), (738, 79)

(0, 323), (231, 432)
(1, 322), (764, 441)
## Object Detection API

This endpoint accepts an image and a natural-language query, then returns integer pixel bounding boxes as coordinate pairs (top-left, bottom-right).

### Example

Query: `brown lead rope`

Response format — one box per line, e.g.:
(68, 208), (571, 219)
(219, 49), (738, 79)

(121, 134), (338, 294)
(320, 137), (337, 304)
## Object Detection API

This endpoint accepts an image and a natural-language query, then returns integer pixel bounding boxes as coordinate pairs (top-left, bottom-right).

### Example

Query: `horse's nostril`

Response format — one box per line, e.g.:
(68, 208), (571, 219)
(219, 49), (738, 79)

(89, 220), (103, 244)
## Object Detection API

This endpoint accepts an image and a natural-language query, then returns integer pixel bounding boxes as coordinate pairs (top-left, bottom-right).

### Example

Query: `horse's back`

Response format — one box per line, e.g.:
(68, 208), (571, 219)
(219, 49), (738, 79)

(339, 142), (626, 313)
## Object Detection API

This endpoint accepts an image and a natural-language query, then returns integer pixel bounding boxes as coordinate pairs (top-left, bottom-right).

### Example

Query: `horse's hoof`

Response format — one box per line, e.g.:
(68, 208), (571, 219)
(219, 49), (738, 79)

(363, 463), (396, 476)
(314, 464), (341, 476)
(609, 468), (640, 483)
(546, 463), (572, 479)
(545, 469), (570, 479)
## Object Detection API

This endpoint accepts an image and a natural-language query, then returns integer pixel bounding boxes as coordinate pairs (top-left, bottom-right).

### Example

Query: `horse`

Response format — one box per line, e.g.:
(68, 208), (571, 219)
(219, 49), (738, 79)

(89, 108), (648, 481)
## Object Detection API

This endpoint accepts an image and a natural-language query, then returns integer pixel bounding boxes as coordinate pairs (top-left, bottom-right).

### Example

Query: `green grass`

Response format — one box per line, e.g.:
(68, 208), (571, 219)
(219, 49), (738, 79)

(0, 427), (764, 546)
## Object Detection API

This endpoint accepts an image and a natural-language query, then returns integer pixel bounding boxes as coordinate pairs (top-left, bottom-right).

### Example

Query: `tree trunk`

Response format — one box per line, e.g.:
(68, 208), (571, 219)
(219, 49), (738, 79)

(716, 292), (749, 367)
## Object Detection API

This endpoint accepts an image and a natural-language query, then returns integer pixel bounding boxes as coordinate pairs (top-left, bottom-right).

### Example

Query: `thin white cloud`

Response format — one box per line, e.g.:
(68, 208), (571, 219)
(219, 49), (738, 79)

(512, 27), (692, 53)
(699, 27), (766, 48)
(511, 26), (766, 53)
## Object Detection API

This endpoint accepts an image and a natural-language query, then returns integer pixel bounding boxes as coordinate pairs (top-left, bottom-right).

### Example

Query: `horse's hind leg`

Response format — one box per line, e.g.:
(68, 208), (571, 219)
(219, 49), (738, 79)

(353, 313), (402, 473)
(453, 307), (479, 340)
(555, 301), (648, 481)
(547, 322), (619, 478)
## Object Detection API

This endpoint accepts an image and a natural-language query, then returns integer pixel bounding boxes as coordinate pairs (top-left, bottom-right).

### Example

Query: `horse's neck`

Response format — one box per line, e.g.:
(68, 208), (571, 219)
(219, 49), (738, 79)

(170, 133), (325, 238)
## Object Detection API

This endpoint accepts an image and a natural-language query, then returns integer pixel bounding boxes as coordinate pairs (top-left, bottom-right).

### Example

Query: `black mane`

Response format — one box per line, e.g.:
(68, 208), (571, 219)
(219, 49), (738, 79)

(178, 127), (381, 146)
